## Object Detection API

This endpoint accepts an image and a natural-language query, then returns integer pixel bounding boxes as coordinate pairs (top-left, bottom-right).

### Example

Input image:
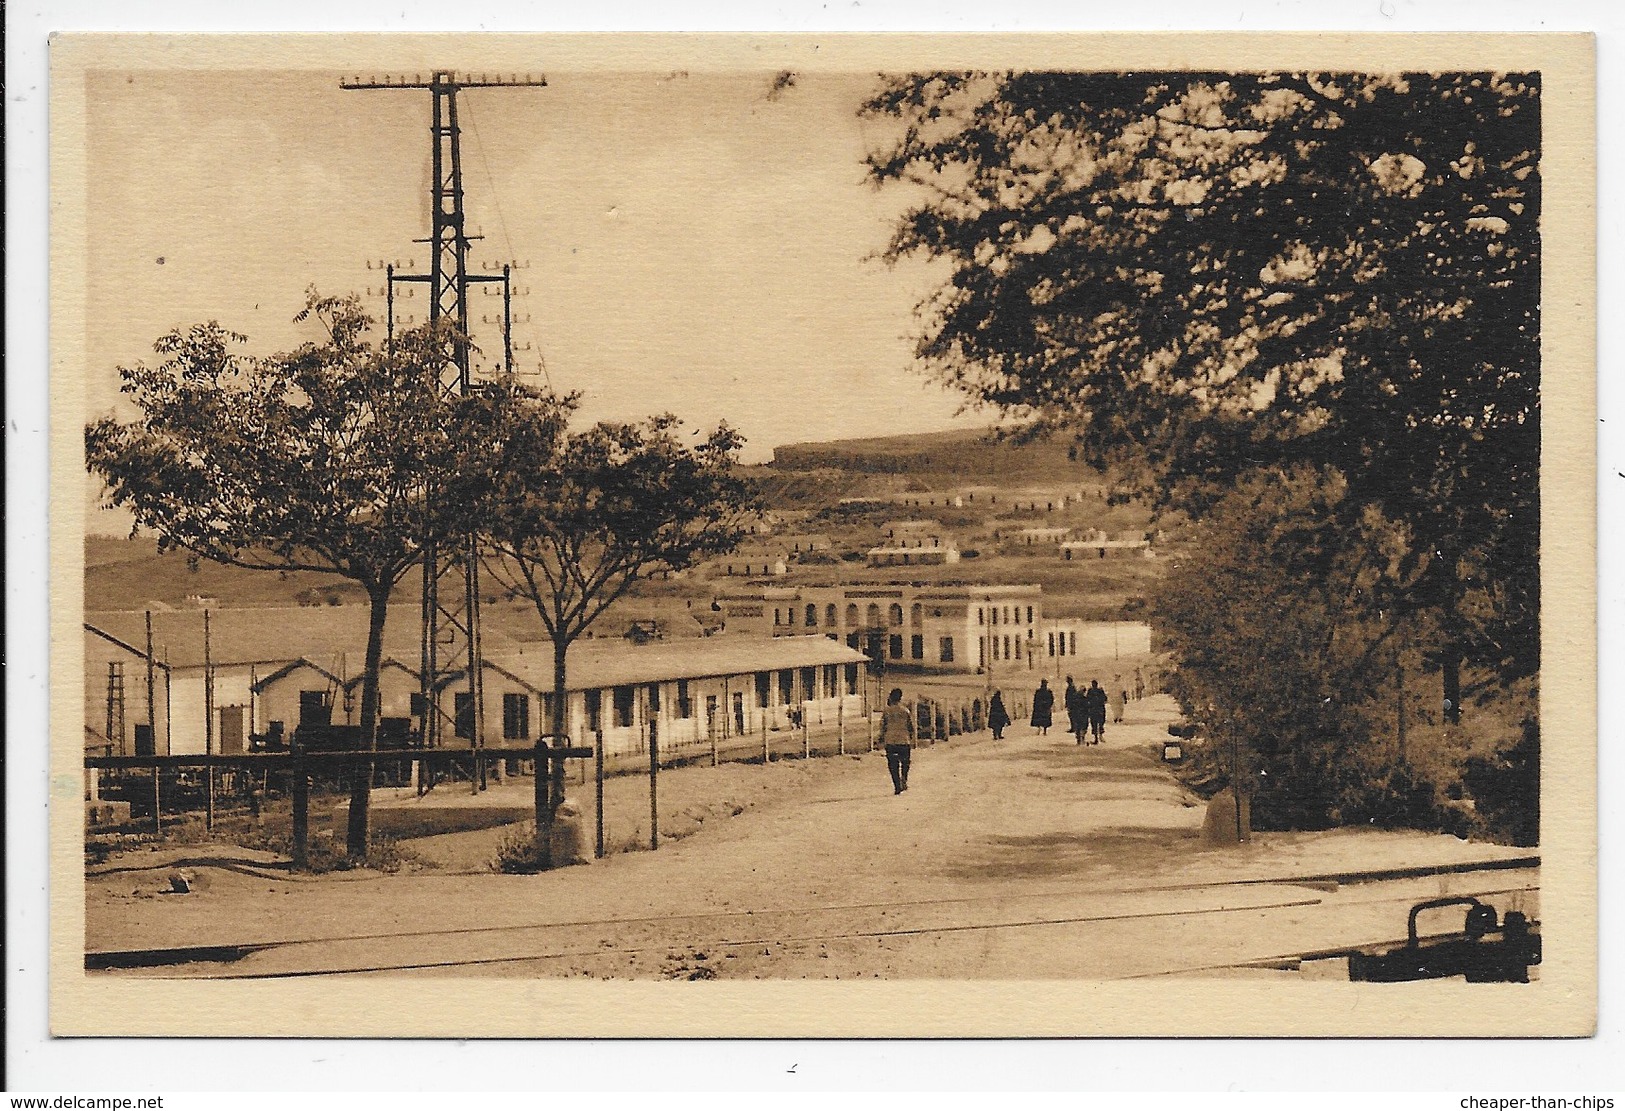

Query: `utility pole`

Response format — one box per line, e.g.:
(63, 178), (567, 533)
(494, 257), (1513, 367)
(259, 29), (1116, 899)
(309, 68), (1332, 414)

(343, 71), (547, 790)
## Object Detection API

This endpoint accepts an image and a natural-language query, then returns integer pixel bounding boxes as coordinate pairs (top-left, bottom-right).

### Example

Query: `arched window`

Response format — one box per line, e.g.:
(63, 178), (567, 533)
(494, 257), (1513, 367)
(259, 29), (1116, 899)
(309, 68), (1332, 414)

(910, 603), (923, 627)
(826, 604), (837, 626)
(866, 603), (880, 626)
(846, 603), (859, 626)
(888, 603), (904, 626)
(805, 604), (817, 627)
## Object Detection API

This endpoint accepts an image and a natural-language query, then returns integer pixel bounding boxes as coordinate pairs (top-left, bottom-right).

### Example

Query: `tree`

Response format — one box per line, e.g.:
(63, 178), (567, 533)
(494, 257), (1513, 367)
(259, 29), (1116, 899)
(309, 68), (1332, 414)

(85, 293), (499, 860)
(1156, 468), (1430, 828)
(864, 71), (1541, 715)
(479, 402), (754, 835)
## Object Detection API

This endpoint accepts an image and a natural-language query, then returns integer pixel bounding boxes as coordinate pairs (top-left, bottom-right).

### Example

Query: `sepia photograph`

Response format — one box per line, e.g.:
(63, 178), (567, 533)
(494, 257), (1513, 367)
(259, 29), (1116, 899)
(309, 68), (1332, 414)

(47, 31), (1596, 1039)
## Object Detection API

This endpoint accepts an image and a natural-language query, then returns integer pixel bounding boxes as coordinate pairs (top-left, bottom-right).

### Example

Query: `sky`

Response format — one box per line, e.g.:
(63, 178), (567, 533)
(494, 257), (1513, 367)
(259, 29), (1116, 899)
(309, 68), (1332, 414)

(82, 66), (987, 487)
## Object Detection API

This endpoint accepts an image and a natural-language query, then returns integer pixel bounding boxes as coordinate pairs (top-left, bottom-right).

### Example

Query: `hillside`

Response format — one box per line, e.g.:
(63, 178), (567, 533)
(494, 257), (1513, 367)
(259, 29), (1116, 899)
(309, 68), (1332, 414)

(770, 427), (1087, 482)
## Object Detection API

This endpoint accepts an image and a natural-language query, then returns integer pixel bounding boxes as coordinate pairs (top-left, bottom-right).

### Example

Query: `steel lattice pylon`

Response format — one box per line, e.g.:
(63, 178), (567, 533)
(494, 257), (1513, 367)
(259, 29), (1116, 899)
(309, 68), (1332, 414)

(342, 70), (546, 788)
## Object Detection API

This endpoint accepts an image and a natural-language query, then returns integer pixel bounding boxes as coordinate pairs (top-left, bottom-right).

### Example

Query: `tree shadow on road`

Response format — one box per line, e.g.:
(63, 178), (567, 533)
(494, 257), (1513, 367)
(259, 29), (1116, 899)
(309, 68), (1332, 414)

(936, 826), (1204, 881)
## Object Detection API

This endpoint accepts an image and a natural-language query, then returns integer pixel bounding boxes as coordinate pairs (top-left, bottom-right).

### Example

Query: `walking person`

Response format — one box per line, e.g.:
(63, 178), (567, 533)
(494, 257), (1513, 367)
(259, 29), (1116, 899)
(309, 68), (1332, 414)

(1064, 676), (1086, 745)
(1114, 686), (1128, 724)
(988, 690), (1011, 741)
(1086, 679), (1107, 744)
(879, 687), (916, 794)
(1133, 666), (1145, 702)
(1030, 679), (1055, 736)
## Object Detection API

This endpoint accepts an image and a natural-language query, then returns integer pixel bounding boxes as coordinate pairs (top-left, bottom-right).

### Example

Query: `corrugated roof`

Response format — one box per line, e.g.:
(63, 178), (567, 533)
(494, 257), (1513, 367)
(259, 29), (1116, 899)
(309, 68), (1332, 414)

(84, 606), (520, 670)
(486, 634), (867, 691)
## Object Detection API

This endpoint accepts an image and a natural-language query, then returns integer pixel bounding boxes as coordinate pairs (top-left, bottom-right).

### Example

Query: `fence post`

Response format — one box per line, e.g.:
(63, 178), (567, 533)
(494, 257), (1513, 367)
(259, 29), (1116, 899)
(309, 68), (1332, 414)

(802, 702), (809, 760)
(648, 722), (659, 852)
(595, 727), (606, 860)
(290, 740), (309, 870)
(761, 695), (770, 764)
(867, 708), (875, 753)
(710, 714), (718, 768)
(837, 695), (845, 756)
(152, 761), (162, 835)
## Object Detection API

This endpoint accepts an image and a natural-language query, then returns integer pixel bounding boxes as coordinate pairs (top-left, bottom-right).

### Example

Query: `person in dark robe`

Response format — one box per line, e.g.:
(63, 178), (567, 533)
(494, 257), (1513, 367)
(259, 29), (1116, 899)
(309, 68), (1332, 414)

(988, 690), (1011, 740)
(1030, 679), (1055, 735)
(1086, 679), (1108, 743)
(1064, 676), (1086, 744)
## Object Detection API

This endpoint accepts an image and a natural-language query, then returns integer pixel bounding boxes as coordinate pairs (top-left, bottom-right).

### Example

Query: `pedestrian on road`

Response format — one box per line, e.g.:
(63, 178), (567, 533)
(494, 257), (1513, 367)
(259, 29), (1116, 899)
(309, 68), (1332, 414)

(1064, 676), (1086, 744)
(1113, 687), (1128, 724)
(988, 690), (1011, 740)
(1030, 679), (1055, 735)
(1134, 667), (1145, 701)
(1086, 679), (1107, 743)
(879, 687), (916, 794)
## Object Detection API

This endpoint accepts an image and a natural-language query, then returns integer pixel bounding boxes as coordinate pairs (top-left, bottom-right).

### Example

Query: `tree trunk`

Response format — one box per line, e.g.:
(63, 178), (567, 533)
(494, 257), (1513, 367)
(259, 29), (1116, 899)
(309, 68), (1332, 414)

(541, 635), (569, 834)
(1442, 644), (1463, 726)
(346, 584), (390, 859)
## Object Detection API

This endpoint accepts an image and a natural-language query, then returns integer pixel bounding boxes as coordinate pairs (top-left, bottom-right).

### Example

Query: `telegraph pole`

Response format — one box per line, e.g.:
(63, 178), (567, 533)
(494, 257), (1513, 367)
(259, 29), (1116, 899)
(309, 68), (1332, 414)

(342, 71), (545, 789)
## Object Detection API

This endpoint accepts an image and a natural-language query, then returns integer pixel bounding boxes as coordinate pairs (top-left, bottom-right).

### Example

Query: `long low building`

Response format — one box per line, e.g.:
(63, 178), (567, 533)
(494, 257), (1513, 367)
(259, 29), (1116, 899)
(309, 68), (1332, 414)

(251, 633), (873, 761)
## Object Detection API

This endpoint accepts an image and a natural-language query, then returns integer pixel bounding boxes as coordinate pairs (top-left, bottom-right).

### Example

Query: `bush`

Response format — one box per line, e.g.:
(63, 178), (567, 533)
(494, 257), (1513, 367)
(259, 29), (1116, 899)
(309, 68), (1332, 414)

(1463, 719), (1539, 846)
(490, 823), (549, 873)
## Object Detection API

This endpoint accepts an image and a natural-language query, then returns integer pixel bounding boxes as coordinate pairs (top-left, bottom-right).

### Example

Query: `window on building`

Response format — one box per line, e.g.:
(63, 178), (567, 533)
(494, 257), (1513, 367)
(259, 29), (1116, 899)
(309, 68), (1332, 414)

(454, 691), (474, 740)
(846, 603), (859, 626)
(584, 689), (603, 733)
(908, 634), (923, 660)
(756, 672), (772, 708)
(1004, 606), (1012, 623)
(910, 603), (922, 627)
(647, 683), (661, 715)
(1015, 637), (1022, 660)
(940, 637), (955, 663)
(889, 634), (904, 659)
(1027, 605), (1034, 624)
(409, 692), (427, 718)
(806, 604), (818, 626)
(826, 604), (837, 626)
(502, 693), (530, 740)
(979, 639), (986, 667)
(497, 695), (529, 737)
(1004, 635), (1012, 659)
(867, 603), (881, 626)
(888, 603), (904, 626)
(676, 680), (692, 719)
(613, 685), (636, 728)
(1070, 631), (1078, 656)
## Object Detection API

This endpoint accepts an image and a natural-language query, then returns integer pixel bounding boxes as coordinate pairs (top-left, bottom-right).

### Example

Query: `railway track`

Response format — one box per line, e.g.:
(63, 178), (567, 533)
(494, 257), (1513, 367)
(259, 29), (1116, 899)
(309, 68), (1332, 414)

(88, 865), (1539, 982)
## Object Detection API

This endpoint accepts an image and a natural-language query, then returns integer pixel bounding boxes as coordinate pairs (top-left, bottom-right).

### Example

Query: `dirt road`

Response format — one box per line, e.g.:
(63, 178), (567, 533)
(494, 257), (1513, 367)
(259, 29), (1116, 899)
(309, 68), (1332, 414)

(86, 695), (1536, 980)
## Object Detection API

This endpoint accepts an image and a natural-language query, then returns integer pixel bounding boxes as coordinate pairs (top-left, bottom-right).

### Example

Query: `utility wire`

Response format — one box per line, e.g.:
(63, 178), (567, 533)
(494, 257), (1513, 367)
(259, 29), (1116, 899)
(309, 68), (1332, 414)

(463, 92), (553, 391)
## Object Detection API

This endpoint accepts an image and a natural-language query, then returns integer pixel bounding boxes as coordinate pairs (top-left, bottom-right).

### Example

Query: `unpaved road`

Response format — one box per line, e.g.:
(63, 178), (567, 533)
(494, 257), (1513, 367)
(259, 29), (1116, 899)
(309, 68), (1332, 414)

(86, 695), (1536, 980)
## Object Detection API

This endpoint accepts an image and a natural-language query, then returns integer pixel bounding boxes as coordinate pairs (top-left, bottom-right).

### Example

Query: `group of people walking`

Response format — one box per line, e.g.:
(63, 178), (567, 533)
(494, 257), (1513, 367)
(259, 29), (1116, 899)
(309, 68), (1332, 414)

(882, 667), (1149, 794)
(986, 675), (1131, 744)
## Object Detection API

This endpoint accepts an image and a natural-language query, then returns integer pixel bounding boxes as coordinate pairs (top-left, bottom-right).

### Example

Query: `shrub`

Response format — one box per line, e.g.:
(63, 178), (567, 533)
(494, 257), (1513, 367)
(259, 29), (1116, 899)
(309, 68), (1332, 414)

(490, 823), (550, 873)
(1463, 719), (1539, 846)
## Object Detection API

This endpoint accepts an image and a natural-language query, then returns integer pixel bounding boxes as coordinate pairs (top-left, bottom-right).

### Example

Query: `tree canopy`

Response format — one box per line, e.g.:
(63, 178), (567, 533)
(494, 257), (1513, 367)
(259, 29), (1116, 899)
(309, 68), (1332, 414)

(480, 400), (754, 831)
(864, 69), (1541, 696)
(86, 293), (527, 859)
